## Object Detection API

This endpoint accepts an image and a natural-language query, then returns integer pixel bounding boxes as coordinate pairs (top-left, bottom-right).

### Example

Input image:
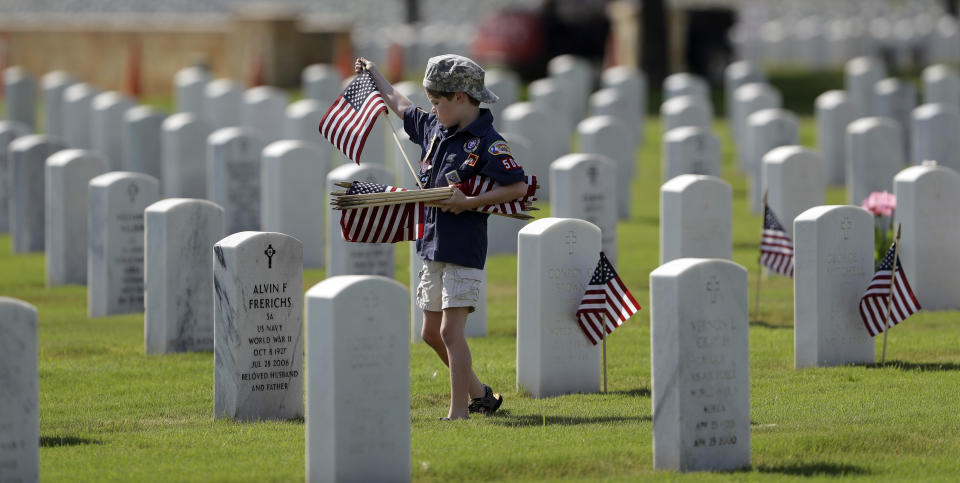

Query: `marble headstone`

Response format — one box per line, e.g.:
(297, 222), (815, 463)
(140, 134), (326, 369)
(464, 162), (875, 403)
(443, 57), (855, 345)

(922, 64), (960, 109)
(214, 231), (303, 421)
(302, 63), (341, 106)
(484, 68), (519, 132)
(207, 127), (266, 234)
(762, 146), (825, 239)
(548, 54), (592, 124)
(88, 172), (159, 317)
(203, 79), (243, 131)
(846, 117), (904, 206)
(326, 163), (396, 277)
(662, 126), (721, 181)
(41, 71), (75, 140)
(732, 83), (781, 172)
(661, 95), (713, 132)
(517, 218), (601, 398)
(174, 66), (211, 116)
(794, 205), (875, 367)
(0, 121), (30, 232)
(601, 65), (646, 145)
(62, 82), (100, 149)
(242, 86), (288, 144)
(305, 275), (410, 482)
(529, 78), (573, 143)
(724, 61), (764, 129)
(45, 149), (109, 285)
(10, 135), (64, 252)
(845, 56), (887, 118)
(283, 99), (327, 147)
(123, 106), (167, 184)
(745, 108), (798, 213)
(663, 73), (709, 102)
(3, 67), (36, 131)
(261, 140), (328, 269)
(911, 103), (960, 170)
(577, 115), (634, 219)
(0, 297), (38, 483)
(874, 78), (916, 156)
(502, 102), (562, 200)
(90, 91), (135, 170)
(815, 90), (855, 186)
(145, 198), (225, 353)
(550, 154), (618, 263)
(659, 175), (732, 264)
(649, 258), (750, 472)
(894, 164), (960, 311)
(162, 113), (211, 198)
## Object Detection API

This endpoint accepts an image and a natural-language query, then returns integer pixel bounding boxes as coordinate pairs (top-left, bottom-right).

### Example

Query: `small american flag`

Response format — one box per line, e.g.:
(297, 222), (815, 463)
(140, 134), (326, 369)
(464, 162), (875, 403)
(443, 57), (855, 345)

(459, 174), (538, 215)
(760, 203), (794, 277)
(319, 71), (387, 164)
(859, 243), (921, 337)
(576, 252), (641, 345)
(339, 181), (423, 243)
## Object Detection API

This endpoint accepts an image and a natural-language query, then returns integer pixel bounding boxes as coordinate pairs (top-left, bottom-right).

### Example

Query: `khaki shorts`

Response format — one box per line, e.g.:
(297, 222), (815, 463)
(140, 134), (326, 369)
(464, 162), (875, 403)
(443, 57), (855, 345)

(416, 260), (483, 313)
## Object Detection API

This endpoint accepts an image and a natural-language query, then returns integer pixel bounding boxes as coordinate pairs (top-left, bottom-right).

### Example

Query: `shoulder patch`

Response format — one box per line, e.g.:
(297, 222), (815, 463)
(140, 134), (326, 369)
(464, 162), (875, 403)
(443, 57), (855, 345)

(464, 138), (480, 153)
(488, 140), (512, 156)
(499, 156), (521, 171)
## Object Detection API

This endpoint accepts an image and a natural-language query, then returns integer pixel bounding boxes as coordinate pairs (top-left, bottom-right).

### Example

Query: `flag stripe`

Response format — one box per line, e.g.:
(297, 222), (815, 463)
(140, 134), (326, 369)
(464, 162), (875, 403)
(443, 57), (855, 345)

(575, 252), (641, 345)
(859, 244), (921, 336)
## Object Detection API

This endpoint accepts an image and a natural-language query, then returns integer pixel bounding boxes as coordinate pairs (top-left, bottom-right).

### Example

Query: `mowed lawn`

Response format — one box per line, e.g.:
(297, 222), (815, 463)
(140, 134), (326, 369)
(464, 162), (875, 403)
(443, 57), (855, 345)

(4, 114), (960, 482)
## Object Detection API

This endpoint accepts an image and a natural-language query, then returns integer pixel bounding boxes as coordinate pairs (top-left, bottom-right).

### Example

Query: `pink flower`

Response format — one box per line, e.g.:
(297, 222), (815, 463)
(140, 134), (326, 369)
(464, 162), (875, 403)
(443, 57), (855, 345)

(861, 190), (896, 217)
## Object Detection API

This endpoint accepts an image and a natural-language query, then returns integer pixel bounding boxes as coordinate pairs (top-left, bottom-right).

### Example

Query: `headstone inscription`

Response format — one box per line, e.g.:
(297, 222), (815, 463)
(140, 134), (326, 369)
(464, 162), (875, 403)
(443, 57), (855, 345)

(550, 154), (618, 263)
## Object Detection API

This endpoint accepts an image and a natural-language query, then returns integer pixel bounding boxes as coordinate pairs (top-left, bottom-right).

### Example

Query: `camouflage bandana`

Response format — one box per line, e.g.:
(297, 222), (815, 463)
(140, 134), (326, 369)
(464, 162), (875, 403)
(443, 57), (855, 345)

(422, 54), (499, 104)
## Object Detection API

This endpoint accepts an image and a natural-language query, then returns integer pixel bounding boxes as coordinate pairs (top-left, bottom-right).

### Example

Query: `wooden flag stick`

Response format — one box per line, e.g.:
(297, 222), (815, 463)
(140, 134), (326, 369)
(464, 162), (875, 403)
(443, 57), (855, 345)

(601, 313), (608, 393)
(381, 111), (425, 190)
(880, 223), (903, 364)
(753, 190), (767, 323)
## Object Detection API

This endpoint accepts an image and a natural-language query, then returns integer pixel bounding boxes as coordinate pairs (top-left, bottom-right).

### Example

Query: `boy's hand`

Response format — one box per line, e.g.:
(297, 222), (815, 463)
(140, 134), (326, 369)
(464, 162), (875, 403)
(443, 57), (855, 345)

(436, 186), (474, 215)
(354, 57), (377, 74)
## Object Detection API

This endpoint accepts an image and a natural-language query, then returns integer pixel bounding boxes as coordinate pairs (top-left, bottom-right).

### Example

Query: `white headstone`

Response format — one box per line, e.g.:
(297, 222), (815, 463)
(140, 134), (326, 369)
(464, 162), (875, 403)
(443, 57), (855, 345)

(548, 54), (592, 124)
(794, 205), (875, 367)
(529, 78), (573, 142)
(45, 149), (108, 285)
(486, 132), (530, 255)
(845, 56), (887, 118)
(661, 95), (713, 132)
(162, 113), (211, 198)
(10, 135), (64, 252)
(283, 99), (326, 147)
(207, 127), (265, 234)
(732, 83), (781, 172)
(41, 70), (75, 140)
(745, 108), (799, 213)
(242, 86), (288, 144)
(0, 297), (38, 483)
(174, 66), (210, 116)
(87, 172), (159, 317)
(261, 140), (327, 269)
(302, 63), (341, 106)
(762, 146), (825, 239)
(922, 64), (960, 109)
(144, 198), (224, 353)
(874, 78), (916, 160)
(3, 67), (36, 131)
(90, 91), (135, 171)
(601, 65), (646, 145)
(577, 115), (634, 219)
(662, 126), (720, 181)
(484, 68), (519, 132)
(502, 102), (560, 200)
(326, 163), (396, 277)
(911, 103), (960, 170)
(846, 117), (904, 205)
(394, 81), (429, 111)
(62, 82), (100, 149)
(663, 73), (709, 102)
(203, 79), (242, 131)
(213, 231), (303, 421)
(659, 175), (732, 264)
(815, 90), (855, 186)
(724, 61), (765, 129)
(0, 121), (30, 232)
(550, 154), (618, 263)
(894, 164), (960, 311)
(123, 106), (167, 184)
(649, 258), (749, 472)
(517, 218), (601, 397)
(305, 275), (410, 482)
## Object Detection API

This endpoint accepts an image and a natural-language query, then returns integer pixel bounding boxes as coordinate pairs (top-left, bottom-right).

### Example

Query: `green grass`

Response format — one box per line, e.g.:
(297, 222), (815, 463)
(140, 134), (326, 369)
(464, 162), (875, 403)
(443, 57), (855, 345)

(5, 113), (960, 482)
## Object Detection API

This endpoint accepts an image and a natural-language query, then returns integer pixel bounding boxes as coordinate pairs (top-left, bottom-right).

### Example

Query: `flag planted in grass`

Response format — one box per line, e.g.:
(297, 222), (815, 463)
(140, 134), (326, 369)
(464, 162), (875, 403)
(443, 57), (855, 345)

(859, 243), (921, 336)
(339, 181), (423, 243)
(760, 203), (794, 277)
(575, 252), (641, 345)
(318, 71), (387, 164)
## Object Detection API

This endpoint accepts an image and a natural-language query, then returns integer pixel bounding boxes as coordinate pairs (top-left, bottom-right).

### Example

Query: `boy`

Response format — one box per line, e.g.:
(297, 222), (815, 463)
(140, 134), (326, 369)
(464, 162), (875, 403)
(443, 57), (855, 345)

(354, 54), (527, 420)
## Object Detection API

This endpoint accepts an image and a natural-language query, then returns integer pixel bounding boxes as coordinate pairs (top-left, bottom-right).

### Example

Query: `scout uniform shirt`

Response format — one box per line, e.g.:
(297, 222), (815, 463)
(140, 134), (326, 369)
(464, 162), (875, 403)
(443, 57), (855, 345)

(403, 105), (525, 270)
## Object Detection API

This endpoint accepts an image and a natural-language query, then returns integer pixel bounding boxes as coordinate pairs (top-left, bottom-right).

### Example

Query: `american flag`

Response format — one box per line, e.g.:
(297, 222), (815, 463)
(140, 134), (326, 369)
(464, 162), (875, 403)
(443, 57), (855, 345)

(319, 71), (387, 164)
(760, 203), (794, 277)
(859, 243), (921, 337)
(459, 174), (538, 215)
(339, 181), (423, 243)
(575, 252), (641, 345)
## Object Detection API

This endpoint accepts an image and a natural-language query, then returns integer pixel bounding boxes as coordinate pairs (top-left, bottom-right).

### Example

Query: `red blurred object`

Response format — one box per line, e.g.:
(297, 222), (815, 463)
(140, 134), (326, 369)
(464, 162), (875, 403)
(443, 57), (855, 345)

(334, 35), (355, 79)
(247, 51), (264, 87)
(386, 42), (405, 83)
(124, 40), (142, 99)
(471, 10), (543, 74)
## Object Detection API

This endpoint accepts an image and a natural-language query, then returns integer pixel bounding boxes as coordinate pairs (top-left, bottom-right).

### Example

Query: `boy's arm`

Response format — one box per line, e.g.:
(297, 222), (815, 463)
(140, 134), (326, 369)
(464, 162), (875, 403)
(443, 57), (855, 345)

(434, 181), (528, 215)
(355, 57), (412, 118)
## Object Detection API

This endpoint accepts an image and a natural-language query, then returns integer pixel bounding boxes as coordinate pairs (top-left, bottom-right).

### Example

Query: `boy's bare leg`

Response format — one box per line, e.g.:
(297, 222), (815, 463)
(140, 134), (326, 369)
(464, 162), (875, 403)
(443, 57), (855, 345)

(423, 309), (485, 398)
(439, 307), (485, 419)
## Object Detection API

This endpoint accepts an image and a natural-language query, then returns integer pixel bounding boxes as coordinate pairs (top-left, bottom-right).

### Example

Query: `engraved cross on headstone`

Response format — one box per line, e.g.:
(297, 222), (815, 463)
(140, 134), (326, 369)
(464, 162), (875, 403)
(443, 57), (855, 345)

(264, 244), (276, 269)
(840, 216), (853, 240)
(587, 165), (598, 186)
(706, 275), (720, 304)
(362, 291), (379, 321)
(127, 182), (139, 203)
(564, 230), (577, 255)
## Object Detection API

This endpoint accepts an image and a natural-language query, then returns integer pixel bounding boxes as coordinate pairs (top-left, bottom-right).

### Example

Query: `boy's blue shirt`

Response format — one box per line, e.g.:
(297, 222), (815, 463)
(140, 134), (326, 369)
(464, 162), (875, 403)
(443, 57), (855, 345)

(403, 105), (525, 269)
